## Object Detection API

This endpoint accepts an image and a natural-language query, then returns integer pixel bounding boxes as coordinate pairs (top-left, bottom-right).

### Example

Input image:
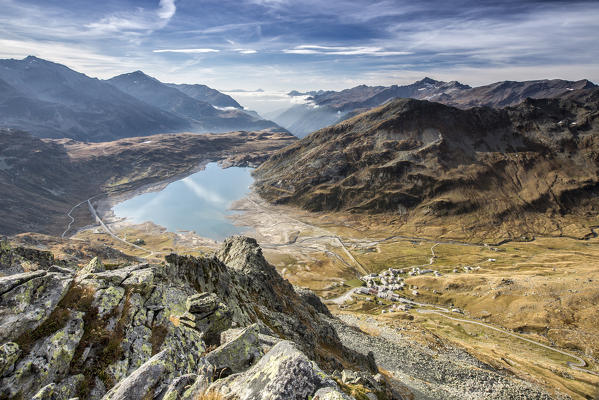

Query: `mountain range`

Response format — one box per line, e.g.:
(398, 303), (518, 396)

(255, 87), (599, 240)
(273, 77), (597, 137)
(107, 71), (281, 134)
(0, 56), (284, 141)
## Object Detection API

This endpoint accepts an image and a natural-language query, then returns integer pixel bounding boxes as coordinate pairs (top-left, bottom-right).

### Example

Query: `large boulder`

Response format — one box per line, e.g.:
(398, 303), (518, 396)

(205, 324), (263, 374)
(0, 270), (73, 343)
(210, 340), (338, 400)
(101, 349), (172, 400)
(180, 292), (232, 345)
(77, 256), (105, 277)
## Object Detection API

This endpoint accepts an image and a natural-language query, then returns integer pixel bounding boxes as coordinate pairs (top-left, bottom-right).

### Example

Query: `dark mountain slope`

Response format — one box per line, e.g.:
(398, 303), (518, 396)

(254, 90), (599, 238)
(0, 56), (189, 141)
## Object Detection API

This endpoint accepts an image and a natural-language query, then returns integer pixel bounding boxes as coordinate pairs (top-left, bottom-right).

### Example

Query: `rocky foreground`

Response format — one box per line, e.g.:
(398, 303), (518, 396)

(0, 236), (557, 399)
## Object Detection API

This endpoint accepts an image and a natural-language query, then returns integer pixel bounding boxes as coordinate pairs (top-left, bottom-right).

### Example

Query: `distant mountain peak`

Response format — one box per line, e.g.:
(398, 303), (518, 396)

(416, 77), (440, 85)
(122, 70), (155, 80)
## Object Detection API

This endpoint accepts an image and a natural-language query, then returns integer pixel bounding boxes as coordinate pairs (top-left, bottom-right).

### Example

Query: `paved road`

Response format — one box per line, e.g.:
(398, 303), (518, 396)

(62, 195), (161, 258)
(61, 194), (101, 238)
(415, 308), (598, 376)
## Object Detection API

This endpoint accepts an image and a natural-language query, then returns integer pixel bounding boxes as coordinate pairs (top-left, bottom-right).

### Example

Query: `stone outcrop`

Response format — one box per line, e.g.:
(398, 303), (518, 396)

(209, 341), (338, 400)
(0, 270), (73, 343)
(205, 324), (264, 374)
(0, 237), (374, 400)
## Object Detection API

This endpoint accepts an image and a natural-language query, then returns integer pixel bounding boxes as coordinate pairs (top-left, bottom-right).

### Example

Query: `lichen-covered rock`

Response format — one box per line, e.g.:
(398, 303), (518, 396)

(161, 373), (198, 400)
(220, 323), (282, 355)
(0, 311), (84, 399)
(0, 270), (73, 343)
(0, 242), (57, 276)
(180, 292), (232, 344)
(314, 387), (355, 400)
(210, 340), (338, 400)
(0, 342), (20, 376)
(0, 237), (379, 400)
(31, 383), (59, 400)
(79, 257), (105, 276)
(205, 323), (263, 373)
(101, 349), (172, 400)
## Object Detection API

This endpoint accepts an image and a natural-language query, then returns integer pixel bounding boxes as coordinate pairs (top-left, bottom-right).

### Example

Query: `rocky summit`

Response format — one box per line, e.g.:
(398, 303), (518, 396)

(0, 236), (553, 400)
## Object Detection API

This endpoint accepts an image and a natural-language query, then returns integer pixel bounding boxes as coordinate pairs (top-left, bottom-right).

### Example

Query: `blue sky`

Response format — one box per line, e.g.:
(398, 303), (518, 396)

(0, 0), (598, 93)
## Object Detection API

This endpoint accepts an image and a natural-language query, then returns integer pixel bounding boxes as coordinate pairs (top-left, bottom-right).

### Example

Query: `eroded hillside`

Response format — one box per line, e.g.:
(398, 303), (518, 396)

(254, 91), (599, 241)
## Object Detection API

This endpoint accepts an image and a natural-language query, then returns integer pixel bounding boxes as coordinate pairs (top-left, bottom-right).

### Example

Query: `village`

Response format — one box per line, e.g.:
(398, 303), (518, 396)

(352, 266), (467, 314)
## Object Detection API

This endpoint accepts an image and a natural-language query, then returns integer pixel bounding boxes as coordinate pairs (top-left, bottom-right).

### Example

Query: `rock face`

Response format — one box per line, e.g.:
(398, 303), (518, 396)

(0, 270), (73, 343)
(255, 93), (599, 239)
(210, 341), (338, 400)
(0, 237), (373, 400)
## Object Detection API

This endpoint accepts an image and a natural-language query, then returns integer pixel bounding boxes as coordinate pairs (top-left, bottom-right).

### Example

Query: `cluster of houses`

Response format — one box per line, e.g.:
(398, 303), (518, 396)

(453, 265), (482, 273)
(408, 267), (443, 277)
(349, 266), (472, 315)
(356, 268), (416, 302)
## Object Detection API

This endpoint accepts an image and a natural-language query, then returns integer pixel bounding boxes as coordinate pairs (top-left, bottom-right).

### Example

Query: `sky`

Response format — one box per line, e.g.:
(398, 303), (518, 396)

(0, 0), (598, 98)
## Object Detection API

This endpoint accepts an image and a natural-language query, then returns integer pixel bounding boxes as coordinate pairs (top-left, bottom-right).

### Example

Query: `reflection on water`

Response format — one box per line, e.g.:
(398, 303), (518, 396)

(112, 162), (254, 241)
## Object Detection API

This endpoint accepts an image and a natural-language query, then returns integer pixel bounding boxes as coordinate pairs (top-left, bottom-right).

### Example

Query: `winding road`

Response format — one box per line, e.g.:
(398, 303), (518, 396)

(331, 284), (598, 376)
(62, 195), (160, 258)
(61, 194), (101, 238)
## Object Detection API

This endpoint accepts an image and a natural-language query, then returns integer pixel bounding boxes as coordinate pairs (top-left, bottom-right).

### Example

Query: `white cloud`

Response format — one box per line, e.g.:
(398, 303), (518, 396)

(235, 49), (257, 54)
(157, 0), (176, 19)
(86, 0), (177, 34)
(153, 48), (220, 53)
(284, 45), (410, 56)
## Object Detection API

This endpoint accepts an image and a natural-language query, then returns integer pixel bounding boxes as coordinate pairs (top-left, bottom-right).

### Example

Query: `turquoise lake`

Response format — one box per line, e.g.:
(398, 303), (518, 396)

(112, 163), (254, 241)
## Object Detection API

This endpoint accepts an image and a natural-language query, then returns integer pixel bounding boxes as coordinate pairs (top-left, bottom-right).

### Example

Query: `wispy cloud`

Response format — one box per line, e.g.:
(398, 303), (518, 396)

(235, 49), (257, 54)
(284, 45), (410, 56)
(0, 0), (597, 91)
(153, 48), (220, 53)
(86, 0), (177, 34)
